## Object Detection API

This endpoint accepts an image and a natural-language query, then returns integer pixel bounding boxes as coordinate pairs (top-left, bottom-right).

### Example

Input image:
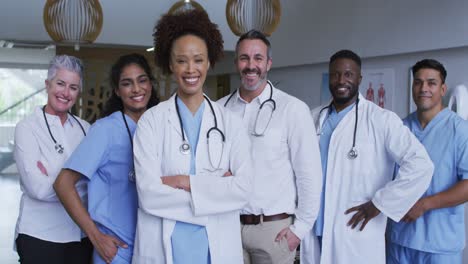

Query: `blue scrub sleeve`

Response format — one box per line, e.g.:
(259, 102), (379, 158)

(457, 121), (468, 180)
(64, 121), (111, 180)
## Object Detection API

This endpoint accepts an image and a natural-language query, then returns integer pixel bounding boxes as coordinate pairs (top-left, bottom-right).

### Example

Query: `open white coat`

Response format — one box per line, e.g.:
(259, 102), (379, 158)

(301, 94), (433, 264)
(132, 95), (253, 264)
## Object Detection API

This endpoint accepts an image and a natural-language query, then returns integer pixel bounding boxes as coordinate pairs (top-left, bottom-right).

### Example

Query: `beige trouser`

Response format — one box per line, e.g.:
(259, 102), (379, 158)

(241, 217), (296, 264)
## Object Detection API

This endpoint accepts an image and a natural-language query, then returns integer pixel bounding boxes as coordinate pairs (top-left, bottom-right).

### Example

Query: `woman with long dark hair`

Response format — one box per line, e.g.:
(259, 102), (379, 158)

(54, 53), (159, 264)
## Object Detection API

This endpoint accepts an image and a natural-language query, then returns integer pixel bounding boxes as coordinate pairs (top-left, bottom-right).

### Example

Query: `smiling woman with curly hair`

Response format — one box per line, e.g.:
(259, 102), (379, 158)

(131, 9), (253, 264)
(153, 10), (223, 75)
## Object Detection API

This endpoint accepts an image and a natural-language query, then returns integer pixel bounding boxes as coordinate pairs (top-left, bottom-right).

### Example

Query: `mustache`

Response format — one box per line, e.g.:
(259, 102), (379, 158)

(242, 68), (260, 75)
(417, 92), (431, 96)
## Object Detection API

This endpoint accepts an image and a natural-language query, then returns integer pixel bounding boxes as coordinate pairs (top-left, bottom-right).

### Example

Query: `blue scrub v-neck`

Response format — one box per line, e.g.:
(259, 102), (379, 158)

(171, 97), (210, 264)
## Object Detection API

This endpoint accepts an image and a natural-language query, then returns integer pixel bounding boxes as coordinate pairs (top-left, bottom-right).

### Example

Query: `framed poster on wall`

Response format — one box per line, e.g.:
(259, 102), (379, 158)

(359, 68), (395, 111)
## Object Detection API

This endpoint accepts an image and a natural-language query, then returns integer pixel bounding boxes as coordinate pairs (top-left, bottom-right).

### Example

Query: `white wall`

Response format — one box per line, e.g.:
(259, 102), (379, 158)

(268, 0), (468, 68)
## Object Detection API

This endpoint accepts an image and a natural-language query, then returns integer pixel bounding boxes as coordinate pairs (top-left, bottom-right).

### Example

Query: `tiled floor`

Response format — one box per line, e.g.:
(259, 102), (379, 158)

(0, 174), (21, 264)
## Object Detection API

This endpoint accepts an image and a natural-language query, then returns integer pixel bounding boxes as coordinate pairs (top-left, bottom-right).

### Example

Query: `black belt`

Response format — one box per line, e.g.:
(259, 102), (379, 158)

(240, 213), (290, 225)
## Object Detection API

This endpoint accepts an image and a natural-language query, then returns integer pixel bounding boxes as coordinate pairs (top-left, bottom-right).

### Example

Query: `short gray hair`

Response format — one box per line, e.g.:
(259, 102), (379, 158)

(47, 55), (84, 88)
(235, 30), (273, 60)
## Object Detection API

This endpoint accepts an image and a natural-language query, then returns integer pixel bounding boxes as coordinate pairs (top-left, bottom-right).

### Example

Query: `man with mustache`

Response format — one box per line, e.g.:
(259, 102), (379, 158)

(387, 59), (468, 264)
(301, 50), (434, 264)
(219, 30), (322, 264)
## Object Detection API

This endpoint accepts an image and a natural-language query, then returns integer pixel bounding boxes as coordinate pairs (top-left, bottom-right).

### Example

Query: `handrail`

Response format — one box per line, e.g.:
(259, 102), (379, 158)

(0, 87), (46, 116)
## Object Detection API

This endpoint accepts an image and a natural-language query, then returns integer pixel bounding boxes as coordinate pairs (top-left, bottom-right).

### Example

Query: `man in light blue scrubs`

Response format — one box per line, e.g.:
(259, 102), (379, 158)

(387, 59), (468, 263)
(171, 97), (210, 263)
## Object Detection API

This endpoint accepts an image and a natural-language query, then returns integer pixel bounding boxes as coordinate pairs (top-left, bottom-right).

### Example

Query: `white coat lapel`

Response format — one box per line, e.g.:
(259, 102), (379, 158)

(165, 95), (191, 176)
(167, 95), (184, 138)
(195, 98), (210, 172)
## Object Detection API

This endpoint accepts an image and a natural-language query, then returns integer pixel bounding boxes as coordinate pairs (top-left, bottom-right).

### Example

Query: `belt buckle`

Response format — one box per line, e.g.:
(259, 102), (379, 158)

(252, 214), (262, 225)
(249, 215), (260, 225)
(241, 214), (262, 225)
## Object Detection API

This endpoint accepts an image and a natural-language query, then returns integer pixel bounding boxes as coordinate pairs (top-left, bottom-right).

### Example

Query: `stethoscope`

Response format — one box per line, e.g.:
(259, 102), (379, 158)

(175, 94), (225, 171)
(316, 98), (360, 160)
(223, 80), (276, 137)
(42, 105), (86, 154)
(122, 111), (136, 182)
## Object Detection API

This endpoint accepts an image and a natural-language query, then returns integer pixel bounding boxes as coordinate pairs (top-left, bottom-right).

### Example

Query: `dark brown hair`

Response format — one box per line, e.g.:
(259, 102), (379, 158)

(153, 10), (224, 75)
(101, 53), (160, 117)
(412, 59), (447, 83)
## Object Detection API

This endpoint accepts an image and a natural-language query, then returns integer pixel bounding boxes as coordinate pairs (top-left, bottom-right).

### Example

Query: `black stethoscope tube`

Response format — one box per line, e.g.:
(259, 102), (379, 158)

(175, 94), (226, 146)
(42, 105), (86, 154)
(122, 110), (136, 181)
(223, 81), (276, 111)
(318, 98), (359, 159)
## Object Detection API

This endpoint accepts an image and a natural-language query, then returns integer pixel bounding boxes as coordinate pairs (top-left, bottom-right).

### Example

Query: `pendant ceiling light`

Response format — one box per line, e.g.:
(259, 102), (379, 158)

(168, 0), (206, 15)
(226, 0), (281, 36)
(43, 0), (103, 50)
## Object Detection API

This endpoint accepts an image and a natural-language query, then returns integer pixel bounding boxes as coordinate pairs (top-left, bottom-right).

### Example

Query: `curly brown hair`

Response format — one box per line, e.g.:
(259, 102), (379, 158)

(153, 10), (224, 75)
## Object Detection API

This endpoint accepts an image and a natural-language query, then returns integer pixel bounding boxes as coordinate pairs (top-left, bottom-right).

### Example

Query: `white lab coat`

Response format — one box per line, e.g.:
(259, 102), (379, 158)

(14, 107), (90, 244)
(301, 94), (433, 264)
(132, 95), (253, 264)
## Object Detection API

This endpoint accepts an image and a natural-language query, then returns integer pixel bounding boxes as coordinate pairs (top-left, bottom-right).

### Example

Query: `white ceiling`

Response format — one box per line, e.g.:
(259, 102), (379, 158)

(3, 0), (468, 69)
(0, 0), (245, 50)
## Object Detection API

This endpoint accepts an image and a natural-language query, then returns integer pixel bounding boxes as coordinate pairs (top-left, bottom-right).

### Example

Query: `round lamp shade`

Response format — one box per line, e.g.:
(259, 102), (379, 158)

(226, 0), (281, 36)
(168, 0), (205, 15)
(43, 0), (103, 44)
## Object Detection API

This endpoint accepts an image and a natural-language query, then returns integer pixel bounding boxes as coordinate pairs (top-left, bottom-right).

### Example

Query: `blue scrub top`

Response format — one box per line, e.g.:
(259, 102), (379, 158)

(64, 111), (138, 251)
(171, 97), (210, 264)
(314, 102), (355, 237)
(389, 108), (468, 253)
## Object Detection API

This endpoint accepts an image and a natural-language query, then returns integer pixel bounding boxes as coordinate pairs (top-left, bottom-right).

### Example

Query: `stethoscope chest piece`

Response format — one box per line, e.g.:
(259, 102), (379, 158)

(180, 141), (191, 155)
(347, 147), (358, 159)
(55, 143), (64, 154)
(43, 105), (86, 155)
